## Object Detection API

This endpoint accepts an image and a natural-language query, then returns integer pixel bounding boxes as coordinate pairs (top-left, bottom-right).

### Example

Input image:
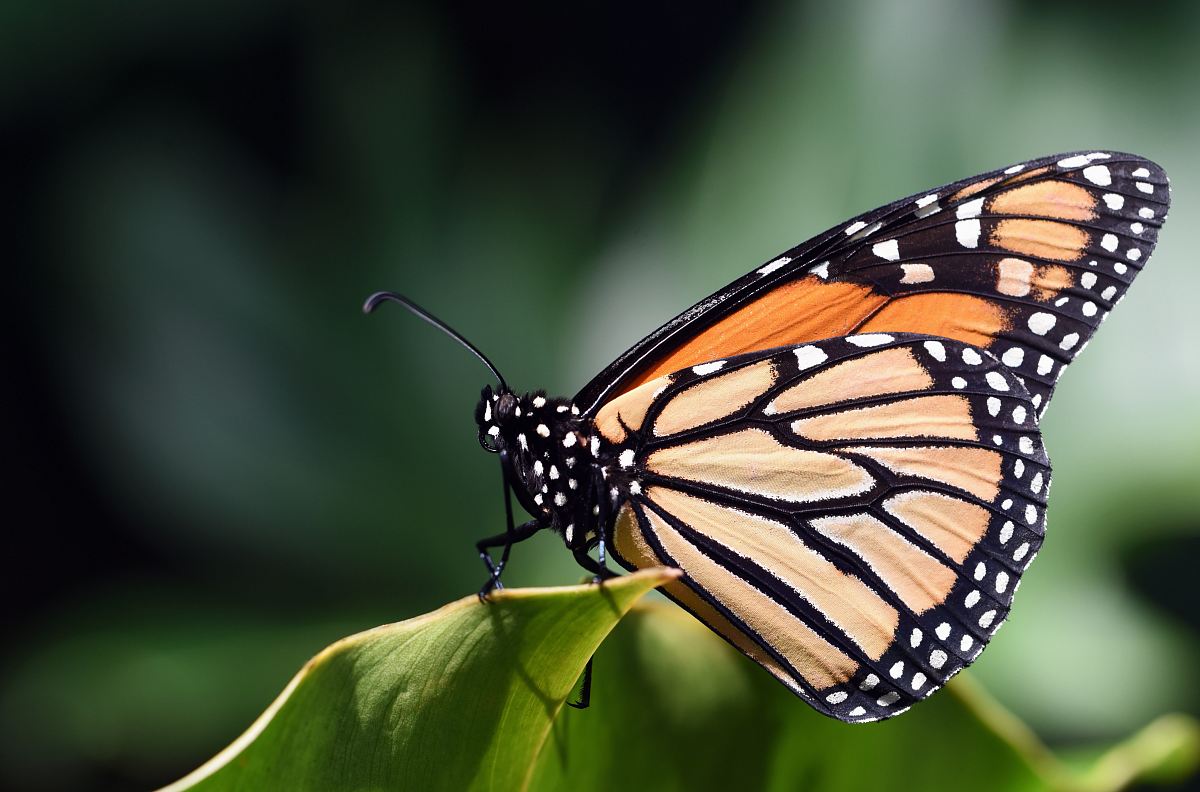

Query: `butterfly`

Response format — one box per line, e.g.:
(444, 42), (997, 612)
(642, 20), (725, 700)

(366, 151), (1169, 723)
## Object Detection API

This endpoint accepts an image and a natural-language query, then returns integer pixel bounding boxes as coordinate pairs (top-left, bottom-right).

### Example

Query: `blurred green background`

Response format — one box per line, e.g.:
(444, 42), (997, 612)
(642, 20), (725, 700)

(3, 0), (1198, 789)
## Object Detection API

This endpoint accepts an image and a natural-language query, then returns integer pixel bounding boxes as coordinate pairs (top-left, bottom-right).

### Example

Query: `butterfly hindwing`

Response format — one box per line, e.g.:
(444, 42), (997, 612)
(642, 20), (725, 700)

(576, 152), (1169, 417)
(601, 333), (1049, 722)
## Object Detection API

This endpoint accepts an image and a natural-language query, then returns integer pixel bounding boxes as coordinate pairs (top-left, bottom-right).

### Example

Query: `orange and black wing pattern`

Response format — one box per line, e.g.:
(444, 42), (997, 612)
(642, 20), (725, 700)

(598, 333), (1048, 722)
(575, 152), (1169, 418)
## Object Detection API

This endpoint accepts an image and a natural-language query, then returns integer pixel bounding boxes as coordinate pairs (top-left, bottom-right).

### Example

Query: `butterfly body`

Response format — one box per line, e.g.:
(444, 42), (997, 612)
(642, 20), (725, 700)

(371, 150), (1169, 723)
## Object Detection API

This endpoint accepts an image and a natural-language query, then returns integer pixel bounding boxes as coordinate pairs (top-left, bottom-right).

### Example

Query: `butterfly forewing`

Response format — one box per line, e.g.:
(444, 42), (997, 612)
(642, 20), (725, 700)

(602, 333), (1049, 722)
(575, 152), (1169, 418)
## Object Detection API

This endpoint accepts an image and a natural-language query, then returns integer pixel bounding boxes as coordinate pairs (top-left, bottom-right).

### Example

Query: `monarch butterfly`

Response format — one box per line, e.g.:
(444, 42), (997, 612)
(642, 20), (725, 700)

(366, 151), (1169, 723)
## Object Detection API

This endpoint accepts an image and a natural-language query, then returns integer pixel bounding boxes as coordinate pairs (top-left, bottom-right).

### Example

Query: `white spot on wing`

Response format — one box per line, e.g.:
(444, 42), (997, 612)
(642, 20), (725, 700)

(1082, 165), (1111, 186)
(900, 263), (935, 284)
(1100, 233), (1118, 252)
(956, 197), (985, 219)
(758, 257), (791, 276)
(1102, 193), (1124, 210)
(986, 371), (1009, 391)
(1001, 347), (1024, 367)
(1004, 164), (1025, 175)
(1136, 182), (1154, 194)
(692, 360), (726, 376)
(811, 261), (830, 279)
(846, 334), (894, 347)
(955, 218), (981, 248)
(1132, 166), (1150, 178)
(915, 193), (941, 217)
(923, 340), (947, 361)
(872, 239), (900, 261)
(1027, 312), (1056, 336)
(794, 345), (828, 370)
(1057, 154), (1089, 168)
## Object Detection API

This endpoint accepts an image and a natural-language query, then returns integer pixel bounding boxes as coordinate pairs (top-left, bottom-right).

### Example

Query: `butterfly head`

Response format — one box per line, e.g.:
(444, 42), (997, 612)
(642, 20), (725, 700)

(475, 384), (592, 531)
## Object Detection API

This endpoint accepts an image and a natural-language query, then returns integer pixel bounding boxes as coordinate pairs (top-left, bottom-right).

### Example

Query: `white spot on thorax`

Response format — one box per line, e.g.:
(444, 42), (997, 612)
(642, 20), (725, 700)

(532, 396), (546, 408)
(619, 449), (635, 468)
(536, 423), (551, 438)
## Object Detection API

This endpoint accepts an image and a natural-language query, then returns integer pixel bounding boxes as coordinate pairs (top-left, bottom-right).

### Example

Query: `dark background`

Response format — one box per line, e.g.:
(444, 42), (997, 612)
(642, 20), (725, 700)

(3, 1), (1198, 789)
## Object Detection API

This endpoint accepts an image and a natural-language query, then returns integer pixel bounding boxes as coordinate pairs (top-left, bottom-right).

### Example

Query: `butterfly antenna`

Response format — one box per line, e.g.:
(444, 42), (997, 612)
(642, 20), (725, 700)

(363, 291), (508, 391)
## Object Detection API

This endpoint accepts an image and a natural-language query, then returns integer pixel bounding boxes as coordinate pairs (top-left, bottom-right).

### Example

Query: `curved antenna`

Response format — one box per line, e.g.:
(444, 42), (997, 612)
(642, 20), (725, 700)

(363, 291), (508, 390)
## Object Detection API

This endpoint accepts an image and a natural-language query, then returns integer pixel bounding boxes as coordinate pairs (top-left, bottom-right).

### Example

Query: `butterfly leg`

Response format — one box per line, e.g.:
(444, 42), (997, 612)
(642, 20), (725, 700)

(476, 519), (540, 602)
(567, 656), (594, 710)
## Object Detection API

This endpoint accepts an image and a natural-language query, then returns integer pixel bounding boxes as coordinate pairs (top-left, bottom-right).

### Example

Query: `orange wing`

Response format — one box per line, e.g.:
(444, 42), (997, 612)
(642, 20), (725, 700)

(598, 334), (1049, 722)
(575, 152), (1169, 417)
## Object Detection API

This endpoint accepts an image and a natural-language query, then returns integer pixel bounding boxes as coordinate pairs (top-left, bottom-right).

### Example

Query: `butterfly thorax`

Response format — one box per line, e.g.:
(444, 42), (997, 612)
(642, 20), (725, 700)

(475, 386), (612, 548)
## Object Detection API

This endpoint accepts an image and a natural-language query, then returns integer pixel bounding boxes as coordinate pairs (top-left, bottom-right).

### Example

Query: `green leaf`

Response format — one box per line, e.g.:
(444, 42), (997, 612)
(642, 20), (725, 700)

(163, 568), (678, 792)
(164, 572), (1197, 792)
